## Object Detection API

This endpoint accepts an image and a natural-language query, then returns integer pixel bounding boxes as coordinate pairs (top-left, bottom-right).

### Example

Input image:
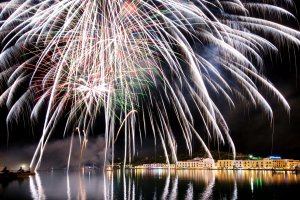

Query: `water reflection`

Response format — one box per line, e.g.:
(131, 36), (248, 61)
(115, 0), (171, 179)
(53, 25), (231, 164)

(29, 173), (46, 200)
(200, 172), (215, 200)
(29, 170), (106, 199)
(104, 170), (300, 200)
(1, 169), (300, 199)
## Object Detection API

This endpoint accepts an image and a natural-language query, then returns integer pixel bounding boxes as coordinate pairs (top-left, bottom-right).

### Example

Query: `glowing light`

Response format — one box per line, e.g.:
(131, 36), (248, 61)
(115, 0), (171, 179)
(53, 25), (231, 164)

(250, 177), (254, 193)
(269, 156), (282, 160)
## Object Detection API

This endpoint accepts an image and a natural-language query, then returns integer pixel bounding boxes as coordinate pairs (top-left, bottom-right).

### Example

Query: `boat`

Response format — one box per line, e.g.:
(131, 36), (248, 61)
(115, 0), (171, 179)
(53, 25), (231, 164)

(0, 170), (35, 180)
(15, 171), (36, 178)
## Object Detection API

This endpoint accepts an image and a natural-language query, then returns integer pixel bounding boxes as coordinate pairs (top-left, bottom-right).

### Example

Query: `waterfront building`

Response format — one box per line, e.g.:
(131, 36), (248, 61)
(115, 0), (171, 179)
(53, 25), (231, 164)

(286, 160), (300, 170)
(143, 163), (175, 169)
(217, 158), (285, 170)
(216, 160), (234, 169)
(142, 157), (215, 169)
(269, 156), (286, 169)
(203, 158), (215, 169)
(216, 157), (300, 170)
(265, 156), (300, 170)
(176, 157), (215, 169)
(262, 159), (273, 169)
(140, 156), (300, 171)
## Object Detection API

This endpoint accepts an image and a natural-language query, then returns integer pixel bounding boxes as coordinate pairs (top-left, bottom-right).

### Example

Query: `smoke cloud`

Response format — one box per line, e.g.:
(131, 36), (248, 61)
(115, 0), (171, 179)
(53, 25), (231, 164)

(0, 135), (107, 170)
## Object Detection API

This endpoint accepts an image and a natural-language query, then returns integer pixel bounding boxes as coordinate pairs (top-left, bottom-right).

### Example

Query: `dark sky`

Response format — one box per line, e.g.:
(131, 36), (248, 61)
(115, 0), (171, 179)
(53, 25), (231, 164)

(222, 1), (300, 159)
(0, 1), (300, 164)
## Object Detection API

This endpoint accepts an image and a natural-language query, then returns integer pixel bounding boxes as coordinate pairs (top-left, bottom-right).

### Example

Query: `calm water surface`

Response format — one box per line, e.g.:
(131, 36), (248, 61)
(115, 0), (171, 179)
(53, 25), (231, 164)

(0, 169), (299, 199)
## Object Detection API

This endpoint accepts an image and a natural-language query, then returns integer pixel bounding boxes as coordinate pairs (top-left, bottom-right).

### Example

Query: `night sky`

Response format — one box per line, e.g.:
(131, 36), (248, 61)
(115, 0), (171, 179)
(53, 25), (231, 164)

(223, 1), (300, 159)
(0, 1), (300, 167)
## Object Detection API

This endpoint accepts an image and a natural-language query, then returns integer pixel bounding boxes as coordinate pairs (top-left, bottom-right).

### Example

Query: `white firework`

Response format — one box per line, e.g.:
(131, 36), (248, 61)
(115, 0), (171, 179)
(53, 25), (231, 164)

(0, 0), (299, 170)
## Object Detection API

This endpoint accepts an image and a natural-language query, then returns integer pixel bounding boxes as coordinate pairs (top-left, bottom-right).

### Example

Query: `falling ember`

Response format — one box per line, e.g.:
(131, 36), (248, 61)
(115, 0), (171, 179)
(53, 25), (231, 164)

(0, 0), (299, 171)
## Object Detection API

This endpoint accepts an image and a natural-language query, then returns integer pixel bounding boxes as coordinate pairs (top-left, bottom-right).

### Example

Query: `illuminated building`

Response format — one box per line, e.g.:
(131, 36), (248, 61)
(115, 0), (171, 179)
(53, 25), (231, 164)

(142, 158), (215, 169)
(139, 156), (300, 171)
(176, 158), (215, 169)
(143, 163), (176, 169)
(216, 160), (234, 169)
(216, 157), (300, 170)
(286, 160), (300, 170)
(216, 159), (274, 170)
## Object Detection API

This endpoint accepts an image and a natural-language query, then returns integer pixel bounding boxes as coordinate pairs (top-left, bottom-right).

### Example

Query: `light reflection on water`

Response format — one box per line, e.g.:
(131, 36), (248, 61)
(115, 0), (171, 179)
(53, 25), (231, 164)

(0, 169), (299, 199)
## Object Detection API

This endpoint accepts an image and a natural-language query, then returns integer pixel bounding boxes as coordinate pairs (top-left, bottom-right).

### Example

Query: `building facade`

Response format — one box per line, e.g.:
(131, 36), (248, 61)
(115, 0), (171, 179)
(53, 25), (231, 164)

(176, 158), (215, 169)
(141, 156), (300, 171)
(216, 157), (300, 170)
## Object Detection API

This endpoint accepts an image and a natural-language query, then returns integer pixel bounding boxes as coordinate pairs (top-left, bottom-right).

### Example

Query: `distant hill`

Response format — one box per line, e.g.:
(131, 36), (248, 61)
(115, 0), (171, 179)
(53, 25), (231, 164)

(114, 150), (251, 166)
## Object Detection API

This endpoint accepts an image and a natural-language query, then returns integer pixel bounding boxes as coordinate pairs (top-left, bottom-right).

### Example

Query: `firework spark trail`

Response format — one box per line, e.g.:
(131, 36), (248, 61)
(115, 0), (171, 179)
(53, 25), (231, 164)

(0, 0), (299, 170)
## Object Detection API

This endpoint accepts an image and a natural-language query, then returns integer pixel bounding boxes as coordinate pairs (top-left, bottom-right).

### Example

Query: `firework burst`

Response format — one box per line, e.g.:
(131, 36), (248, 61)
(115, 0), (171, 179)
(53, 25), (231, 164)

(0, 0), (299, 170)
